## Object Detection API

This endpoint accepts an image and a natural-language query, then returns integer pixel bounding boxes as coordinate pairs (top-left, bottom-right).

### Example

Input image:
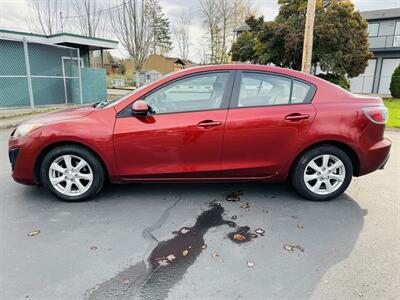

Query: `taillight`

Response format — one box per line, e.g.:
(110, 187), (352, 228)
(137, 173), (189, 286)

(362, 107), (388, 124)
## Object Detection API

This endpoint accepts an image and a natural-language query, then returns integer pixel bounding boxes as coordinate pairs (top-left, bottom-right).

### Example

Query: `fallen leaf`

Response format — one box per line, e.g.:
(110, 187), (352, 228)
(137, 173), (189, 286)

(157, 259), (170, 267)
(226, 191), (243, 202)
(122, 278), (130, 285)
(240, 202), (250, 209)
(180, 227), (190, 234)
(202, 244), (207, 249)
(231, 215), (237, 220)
(283, 244), (304, 252)
(90, 246), (98, 251)
(225, 220), (237, 227)
(166, 254), (176, 261)
(28, 230), (40, 237)
(233, 233), (246, 241)
(283, 244), (294, 251)
(247, 261), (255, 268)
(249, 233), (258, 238)
(255, 228), (265, 235)
(297, 224), (304, 229)
(182, 249), (189, 256)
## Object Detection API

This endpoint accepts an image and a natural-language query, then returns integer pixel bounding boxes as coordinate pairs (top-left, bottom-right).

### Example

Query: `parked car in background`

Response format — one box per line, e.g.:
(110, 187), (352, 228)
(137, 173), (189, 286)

(8, 65), (391, 201)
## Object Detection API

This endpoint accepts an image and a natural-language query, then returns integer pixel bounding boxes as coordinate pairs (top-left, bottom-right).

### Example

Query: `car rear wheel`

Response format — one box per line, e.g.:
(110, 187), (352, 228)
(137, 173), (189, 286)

(291, 145), (353, 201)
(41, 145), (105, 201)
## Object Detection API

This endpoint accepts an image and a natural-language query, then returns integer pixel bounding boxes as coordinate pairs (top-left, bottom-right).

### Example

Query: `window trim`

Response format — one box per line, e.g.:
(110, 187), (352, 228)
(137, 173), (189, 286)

(229, 70), (316, 109)
(117, 70), (236, 118)
(367, 22), (380, 37)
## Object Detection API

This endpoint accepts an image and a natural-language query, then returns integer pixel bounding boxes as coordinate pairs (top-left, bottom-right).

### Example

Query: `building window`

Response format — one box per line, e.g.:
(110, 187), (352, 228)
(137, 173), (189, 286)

(394, 21), (400, 47)
(367, 23), (379, 37)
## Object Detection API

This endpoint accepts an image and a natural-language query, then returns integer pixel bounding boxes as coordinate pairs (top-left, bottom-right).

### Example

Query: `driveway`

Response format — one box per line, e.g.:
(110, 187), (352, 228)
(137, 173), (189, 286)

(0, 129), (399, 300)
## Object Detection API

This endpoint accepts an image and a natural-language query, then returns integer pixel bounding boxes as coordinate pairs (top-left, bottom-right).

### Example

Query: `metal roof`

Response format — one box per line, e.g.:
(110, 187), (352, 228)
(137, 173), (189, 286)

(0, 29), (118, 50)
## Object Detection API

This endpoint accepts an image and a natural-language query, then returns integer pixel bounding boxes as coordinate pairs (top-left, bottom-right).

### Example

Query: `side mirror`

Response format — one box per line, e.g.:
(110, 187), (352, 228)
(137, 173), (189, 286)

(131, 100), (149, 116)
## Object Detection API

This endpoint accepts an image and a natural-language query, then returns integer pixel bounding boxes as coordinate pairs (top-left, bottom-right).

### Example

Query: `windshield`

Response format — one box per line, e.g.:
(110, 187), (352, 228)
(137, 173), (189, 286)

(101, 72), (174, 108)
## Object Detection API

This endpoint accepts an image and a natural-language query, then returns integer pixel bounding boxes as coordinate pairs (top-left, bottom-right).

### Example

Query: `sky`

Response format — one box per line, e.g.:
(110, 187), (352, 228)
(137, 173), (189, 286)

(1, 0), (399, 62)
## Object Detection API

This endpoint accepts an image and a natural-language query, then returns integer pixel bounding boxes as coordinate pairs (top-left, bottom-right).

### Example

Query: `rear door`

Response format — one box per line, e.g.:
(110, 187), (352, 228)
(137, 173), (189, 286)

(221, 71), (316, 178)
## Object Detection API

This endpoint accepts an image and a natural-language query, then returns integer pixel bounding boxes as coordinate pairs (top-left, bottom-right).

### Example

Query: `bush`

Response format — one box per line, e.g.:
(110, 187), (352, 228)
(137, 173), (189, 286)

(390, 64), (400, 98)
(317, 73), (350, 90)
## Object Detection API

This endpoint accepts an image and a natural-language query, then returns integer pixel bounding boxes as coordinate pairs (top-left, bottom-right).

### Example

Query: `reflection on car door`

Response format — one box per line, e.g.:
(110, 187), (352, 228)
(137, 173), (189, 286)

(221, 71), (316, 178)
(113, 71), (235, 179)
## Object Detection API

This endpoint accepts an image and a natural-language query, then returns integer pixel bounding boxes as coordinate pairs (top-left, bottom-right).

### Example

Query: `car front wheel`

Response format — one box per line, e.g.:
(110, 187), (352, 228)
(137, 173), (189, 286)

(41, 145), (105, 201)
(291, 145), (353, 201)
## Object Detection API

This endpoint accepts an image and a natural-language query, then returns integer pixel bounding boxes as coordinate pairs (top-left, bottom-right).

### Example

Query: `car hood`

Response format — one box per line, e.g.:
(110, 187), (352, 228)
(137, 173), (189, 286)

(24, 105), (95, 124)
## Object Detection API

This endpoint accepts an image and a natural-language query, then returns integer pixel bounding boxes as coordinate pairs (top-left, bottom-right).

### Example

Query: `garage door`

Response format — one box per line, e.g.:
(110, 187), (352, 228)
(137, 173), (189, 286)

(350, 59), (376, 94)
(378, 58), (400, 94)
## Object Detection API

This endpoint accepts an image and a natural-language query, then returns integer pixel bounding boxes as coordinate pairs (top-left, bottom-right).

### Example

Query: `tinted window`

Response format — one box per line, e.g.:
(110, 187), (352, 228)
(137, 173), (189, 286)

(238, 73), (291, 107)
(292, 80), (311, 103)
(145, 72), (229, 114)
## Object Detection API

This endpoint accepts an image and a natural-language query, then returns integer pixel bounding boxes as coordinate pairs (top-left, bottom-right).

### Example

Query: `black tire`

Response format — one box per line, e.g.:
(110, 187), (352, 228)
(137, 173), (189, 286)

(291, 145), (353, 201)
(41, 145), (105, 201)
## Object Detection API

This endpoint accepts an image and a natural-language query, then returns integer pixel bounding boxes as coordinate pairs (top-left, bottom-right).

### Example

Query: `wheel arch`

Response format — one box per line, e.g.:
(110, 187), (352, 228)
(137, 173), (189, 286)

(33, 141), (110, 184)
(289, 140), (360, 178)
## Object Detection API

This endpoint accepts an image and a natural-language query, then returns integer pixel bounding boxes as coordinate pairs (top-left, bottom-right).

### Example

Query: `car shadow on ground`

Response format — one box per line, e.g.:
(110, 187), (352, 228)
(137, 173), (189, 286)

(62, 182), (366, 300)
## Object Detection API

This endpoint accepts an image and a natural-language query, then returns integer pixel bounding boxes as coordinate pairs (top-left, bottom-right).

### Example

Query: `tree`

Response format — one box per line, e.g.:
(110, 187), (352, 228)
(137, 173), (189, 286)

(146, 0), (172, 55)
(390, 64), (400, 98)
(72, 0), (104, 37)
(199, 0), (221, 64)
(199, 0), (258, 64)
(28, 0), (65, 35)
(111, 0), (152, 72)
(173, 11), (191, 59)
(231, 0), (372, 79)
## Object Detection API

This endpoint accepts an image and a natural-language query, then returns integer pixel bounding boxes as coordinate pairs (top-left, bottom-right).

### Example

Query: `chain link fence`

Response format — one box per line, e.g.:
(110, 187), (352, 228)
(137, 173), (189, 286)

(0, 36), (83, 109)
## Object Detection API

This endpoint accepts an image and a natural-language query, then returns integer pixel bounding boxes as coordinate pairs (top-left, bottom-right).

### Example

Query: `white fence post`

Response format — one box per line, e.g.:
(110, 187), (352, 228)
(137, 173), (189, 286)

(77, 48), (83, 105)
(23, 38), (35, 110)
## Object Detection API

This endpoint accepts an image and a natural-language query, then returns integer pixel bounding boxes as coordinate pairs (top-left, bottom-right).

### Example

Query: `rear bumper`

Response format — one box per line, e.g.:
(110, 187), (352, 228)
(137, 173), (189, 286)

(358, 138), (391, 176)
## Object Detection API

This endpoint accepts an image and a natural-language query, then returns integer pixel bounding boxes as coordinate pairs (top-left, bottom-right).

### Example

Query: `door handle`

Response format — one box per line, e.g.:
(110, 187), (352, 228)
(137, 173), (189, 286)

(197, 120), (222, 128)
(284, 113), (310, 121)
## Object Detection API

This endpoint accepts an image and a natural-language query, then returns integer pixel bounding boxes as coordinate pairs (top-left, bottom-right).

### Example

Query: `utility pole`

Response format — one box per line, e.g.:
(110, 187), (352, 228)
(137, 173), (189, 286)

(301, 0), (317, 73)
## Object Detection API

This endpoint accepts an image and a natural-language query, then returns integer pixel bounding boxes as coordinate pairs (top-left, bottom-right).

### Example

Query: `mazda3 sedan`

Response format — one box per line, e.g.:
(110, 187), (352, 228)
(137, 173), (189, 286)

(9, 65), (391, 201)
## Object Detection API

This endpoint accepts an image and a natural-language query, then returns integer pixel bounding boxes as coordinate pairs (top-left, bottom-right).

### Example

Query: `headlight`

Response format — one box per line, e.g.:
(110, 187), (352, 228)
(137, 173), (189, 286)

(13, 123), (45, 139)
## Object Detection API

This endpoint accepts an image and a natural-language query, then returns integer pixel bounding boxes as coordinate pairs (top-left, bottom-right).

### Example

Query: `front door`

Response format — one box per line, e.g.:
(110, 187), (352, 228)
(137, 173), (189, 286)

(114, 71), (234, 179)
(221, 71), (316, 178)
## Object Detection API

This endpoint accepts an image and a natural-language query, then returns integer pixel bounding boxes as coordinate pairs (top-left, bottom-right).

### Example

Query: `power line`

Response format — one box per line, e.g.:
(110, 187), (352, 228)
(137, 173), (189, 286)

(62, 0), (136, 20)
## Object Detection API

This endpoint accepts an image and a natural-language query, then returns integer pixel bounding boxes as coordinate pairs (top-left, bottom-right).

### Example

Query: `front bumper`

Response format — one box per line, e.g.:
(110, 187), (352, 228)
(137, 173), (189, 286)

(9, 135), (42, 185)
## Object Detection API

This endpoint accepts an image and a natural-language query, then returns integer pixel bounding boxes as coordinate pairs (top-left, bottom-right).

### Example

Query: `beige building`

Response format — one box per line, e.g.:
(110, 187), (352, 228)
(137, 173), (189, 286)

(142, 54), (196, 75)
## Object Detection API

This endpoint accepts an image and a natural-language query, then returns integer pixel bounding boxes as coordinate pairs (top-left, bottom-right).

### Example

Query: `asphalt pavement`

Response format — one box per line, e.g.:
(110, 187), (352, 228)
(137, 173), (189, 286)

(0, 128), (399, 300)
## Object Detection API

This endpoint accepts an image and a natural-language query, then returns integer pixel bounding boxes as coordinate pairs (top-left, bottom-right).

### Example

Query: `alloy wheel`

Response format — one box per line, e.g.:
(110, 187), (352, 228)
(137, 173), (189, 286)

(48, 154), (93, 197)
(303, 154), (346, 195)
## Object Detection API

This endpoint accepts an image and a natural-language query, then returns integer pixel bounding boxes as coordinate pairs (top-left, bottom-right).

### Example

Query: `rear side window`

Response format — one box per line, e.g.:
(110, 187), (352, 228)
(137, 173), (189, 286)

(238, 73), (291, 107)
(292, 80), (311, 104)
(236, 72), (314, 108)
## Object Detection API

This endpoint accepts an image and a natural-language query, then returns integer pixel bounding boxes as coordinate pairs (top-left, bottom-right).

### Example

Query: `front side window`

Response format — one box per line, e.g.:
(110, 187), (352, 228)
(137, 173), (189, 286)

(145, 72), (229, 114)
(237, 73), (292, 107)
(368, 23), (379, 37)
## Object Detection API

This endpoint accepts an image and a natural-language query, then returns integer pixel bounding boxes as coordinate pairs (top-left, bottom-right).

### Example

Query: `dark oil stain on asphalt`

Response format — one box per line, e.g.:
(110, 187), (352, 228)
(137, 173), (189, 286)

(89, 202), (257, 300)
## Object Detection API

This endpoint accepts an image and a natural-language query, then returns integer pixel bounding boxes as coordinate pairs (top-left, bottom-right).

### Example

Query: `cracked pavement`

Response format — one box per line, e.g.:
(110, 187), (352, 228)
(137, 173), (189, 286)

(0, 129), (399, 300)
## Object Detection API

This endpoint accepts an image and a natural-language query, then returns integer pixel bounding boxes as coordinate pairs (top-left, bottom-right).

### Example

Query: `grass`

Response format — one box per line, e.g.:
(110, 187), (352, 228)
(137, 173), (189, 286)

(384, 99), (400, 128)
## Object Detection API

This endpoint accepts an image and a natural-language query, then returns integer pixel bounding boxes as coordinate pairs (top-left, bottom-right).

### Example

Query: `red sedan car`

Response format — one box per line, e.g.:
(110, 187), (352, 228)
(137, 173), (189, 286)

(9, 65), (391, 201)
